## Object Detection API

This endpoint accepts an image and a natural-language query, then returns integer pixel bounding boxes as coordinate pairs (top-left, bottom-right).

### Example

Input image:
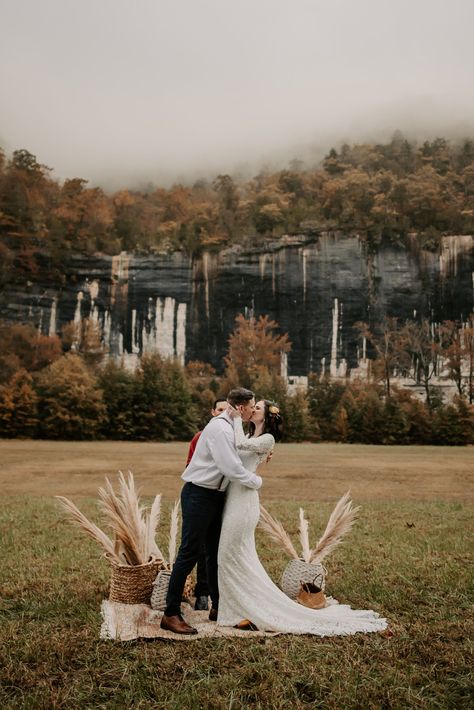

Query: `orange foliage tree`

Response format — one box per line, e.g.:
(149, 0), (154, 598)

(0, 322), (62, 384)
(224, 314), (291, 390)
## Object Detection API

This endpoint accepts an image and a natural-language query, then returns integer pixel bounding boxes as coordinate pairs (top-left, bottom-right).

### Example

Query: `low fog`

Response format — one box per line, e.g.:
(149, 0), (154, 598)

(1, 0), (474, 189)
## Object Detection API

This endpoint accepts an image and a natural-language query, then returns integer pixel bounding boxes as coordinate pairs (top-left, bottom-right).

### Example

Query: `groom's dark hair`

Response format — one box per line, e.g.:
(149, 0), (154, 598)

(227, 387), (254, 407)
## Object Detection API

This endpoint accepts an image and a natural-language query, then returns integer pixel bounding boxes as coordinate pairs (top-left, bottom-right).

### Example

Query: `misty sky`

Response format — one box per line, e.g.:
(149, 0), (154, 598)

(1, 0), (474, 189)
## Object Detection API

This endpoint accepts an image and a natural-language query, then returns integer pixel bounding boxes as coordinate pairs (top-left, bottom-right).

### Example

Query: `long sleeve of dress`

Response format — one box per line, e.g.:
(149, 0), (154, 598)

(233, 417), (274, 456)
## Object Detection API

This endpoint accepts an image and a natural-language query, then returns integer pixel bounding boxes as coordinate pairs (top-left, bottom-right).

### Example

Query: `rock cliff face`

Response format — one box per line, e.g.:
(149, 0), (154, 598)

(1, 233), (473, 376)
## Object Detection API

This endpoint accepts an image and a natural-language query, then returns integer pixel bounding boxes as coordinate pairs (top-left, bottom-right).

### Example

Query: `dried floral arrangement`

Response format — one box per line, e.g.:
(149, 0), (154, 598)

(56, 471), (180, 568)
(258, 491), (359, 564)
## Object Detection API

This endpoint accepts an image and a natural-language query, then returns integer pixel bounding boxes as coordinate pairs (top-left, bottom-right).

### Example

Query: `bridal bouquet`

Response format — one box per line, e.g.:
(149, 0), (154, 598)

(258, 492), (359, 599)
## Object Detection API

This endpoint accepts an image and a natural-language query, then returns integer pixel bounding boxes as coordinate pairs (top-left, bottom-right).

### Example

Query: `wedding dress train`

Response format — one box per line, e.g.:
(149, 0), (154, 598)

(217, 419), (387, 636)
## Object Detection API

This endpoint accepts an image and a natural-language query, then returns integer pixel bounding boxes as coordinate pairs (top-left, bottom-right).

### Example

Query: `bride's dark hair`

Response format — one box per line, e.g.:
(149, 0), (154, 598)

(248, 400), (283, 442)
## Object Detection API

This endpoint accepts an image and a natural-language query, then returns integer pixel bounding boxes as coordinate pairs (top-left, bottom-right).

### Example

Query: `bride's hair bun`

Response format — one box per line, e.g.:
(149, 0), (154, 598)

(264, 400), (283, 441)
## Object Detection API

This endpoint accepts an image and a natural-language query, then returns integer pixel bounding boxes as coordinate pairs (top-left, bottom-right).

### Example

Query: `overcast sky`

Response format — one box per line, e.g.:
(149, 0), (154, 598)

(1, 0), (473, 189)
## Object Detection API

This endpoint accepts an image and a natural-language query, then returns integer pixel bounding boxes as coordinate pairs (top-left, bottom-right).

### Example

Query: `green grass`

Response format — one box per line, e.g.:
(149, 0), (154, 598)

(1, 493), (473, 709)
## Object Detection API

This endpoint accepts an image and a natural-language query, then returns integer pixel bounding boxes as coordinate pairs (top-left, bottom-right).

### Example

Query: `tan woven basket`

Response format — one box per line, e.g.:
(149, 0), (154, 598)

(296, 572), (327, 609)
(151, 568), (195, 611)
(107, 555), (164, 605)
(280, 559), (326, 600)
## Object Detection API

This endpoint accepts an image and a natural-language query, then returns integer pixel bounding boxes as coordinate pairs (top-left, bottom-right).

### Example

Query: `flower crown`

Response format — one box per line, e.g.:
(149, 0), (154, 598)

(268, 404), (280, 415)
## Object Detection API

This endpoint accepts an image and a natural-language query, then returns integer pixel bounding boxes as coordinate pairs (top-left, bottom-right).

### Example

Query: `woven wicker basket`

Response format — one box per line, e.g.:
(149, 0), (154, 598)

(280, 559), (326, 600)
(107, 555), (164, 605)
(150, 568), (195, 611)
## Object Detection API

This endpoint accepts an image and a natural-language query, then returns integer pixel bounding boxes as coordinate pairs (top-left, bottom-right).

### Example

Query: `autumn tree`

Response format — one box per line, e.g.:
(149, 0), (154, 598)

(224, 314), (291, 390)
(61, 317), (107, 369)
(51, 179), (114, 252)
(466, 317), (474, 405)
(36, 353), (106, 439)
(2, 135), (474, 262)
(0, 322), (62, 383)
(398, 319), (439, 408)
(439, 320), (466, 398)
(354, 317), (404, 396)
(0, 369), (39, 437)
(0, 149), (54, 235)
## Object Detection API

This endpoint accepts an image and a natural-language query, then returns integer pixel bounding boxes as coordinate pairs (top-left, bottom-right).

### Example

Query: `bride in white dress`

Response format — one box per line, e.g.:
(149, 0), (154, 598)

(217, 400), (387, 636)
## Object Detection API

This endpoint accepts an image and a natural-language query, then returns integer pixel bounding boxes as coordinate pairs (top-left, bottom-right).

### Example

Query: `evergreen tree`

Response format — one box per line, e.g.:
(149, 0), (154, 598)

(132, 355), (197, 440)
(380, 395), (409, 444)
(432, 404), (465, 445)
(433, 397), (474, 445)
(349, 387), (385, 443)
(397, 390), (433, 444)
(280, 390), (318, 442)
(454, 397), (474, 444)
(307, 376), (346, 441)
(98, 361), (136, 439)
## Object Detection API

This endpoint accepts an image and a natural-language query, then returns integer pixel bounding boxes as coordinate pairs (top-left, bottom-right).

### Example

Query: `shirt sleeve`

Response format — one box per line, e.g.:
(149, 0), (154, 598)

(207, 423), (262, 490)
(233, 417), (275, 455)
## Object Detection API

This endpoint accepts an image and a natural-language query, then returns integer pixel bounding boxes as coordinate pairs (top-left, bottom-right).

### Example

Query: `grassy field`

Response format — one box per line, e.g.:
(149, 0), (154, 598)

(0, 441), (473, 709)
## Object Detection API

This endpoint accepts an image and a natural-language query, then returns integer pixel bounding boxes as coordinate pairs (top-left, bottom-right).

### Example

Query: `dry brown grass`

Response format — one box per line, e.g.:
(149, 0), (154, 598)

(1, 439), (472, 501)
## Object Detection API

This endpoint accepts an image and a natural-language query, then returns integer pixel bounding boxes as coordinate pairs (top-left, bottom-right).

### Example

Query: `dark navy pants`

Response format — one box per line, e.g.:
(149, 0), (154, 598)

(165, 482), (225, 616)
(195, 547), (210, 597)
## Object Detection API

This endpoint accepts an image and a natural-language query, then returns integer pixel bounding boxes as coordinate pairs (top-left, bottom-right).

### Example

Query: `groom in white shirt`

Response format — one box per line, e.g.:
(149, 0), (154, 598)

(160, 387), (261, 635)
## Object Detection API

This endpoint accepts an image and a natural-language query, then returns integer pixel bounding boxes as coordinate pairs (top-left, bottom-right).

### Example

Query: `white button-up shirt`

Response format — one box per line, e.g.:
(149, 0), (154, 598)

(182, 412), (262, 491)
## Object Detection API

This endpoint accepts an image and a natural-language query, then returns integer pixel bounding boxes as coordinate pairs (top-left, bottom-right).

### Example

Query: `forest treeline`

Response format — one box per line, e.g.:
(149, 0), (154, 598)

(1, 314), (473, 445)
(1, 133), (474, 286)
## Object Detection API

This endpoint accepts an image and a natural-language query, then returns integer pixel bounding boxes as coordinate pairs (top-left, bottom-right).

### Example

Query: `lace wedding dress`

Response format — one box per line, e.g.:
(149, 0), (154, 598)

(217, 419), (387, 636)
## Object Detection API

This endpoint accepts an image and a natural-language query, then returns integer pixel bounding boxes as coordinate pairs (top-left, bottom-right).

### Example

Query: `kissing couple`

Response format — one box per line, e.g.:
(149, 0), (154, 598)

(160, 387), (387, 636)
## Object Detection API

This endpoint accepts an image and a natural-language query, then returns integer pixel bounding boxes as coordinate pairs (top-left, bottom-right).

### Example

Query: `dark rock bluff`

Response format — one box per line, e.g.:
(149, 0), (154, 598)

(1, 233), (473, 376)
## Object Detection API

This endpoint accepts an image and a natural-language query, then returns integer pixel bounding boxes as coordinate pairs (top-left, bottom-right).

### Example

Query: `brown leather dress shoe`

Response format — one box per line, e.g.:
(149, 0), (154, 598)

(160, 614), (198, 635)
(208, 608), (218, 622)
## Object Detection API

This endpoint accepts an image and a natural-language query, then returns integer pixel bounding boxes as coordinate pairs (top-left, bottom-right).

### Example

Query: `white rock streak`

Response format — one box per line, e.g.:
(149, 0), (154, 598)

(142, 296), (186, 364)
(131, 309), (139, 354)
(48, 297), (57, 337)
(176, 303), (187, 364)
(202, 251), (210, 320)
(330, 298), (339, 378)
(439, 235), (474, 277)
(74, 291), (83, 325)
(330, 298), (347, 378)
